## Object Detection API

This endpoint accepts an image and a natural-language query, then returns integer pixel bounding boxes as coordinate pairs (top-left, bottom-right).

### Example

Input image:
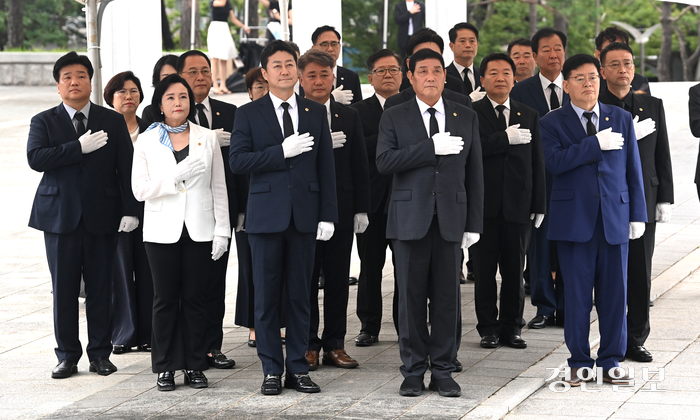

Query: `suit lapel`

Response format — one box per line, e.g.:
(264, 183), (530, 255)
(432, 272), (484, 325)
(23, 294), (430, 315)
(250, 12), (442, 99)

(404, 99), (428, 140)
(209, 99), (223, 130)
(598, 102), (613, 133)
(530, 75), (550, 116)
(55, 103), (80, 142)
(86, 103), (102, 132)
(330, 98), (341, 132)
(560, 103), (588, 142)
(477, 99), (501, 132)
(296, 94), (313, 136)
(189, 124), (206, 159)
(258, 94), (284, 143)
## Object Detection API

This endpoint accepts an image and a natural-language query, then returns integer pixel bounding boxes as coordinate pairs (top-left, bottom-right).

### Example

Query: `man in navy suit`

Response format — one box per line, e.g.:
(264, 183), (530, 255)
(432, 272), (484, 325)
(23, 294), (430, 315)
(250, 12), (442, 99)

(311, 25), (362, 105)
(540, 54), (646, 385)
(511, 27), (569, 330)
(230, 40), (338, 395)
(27, 52), (139, 379)
(377, 49), (483, 397)
(446, 22), (482, 96)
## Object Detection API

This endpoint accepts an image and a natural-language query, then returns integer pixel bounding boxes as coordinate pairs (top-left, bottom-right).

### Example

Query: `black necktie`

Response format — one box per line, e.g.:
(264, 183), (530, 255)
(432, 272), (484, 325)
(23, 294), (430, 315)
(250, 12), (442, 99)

(549, 83), (560, 110)
(427, 108), (439, 137)
(74, 111), (86, 137)
(583, 112), (597, 136)
(462, 68), (473, 94)
(196, 103), (209, 129)
(281, 102), (294, 138)
(495, 105), (507, 131)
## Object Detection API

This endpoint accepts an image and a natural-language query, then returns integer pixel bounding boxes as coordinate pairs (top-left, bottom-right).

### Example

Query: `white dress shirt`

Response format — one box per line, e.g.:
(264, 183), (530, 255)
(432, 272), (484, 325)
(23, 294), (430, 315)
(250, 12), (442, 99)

(539, 72), (564, 111)
(63, 102), (91, 132)
(194, 96), (213, 128)
(269, 91), (299, 137)
(487, 96), (511, 126)
(451, 61), (475, 89)
(570, 102), (600, 134)
(416, 96), (445, 136)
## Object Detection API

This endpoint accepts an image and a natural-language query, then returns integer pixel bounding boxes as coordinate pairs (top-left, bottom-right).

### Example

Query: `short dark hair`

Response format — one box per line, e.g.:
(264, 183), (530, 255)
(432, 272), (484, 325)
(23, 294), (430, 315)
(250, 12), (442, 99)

(600, 42), (634, 66)
(151, 54), (179, 87)
(595, 27), (630, 51)
(479, 53), (516, 76)
(562, 54), (600, 80)
(176, 50), (211, 74)
(260, 40), (298, 70)
(298, 49), (336, 73)
(366, 49), (401, 72)
(245, 67), (266, 90)
(103, 71), (144, 108)
(507, 38), (531, 55)
(286, 41), (300, 56)
(449, 22), (479, 43)
(405, 28), (444, 56)
(151, 74), (197, 123)
(408, 48), (445, 73)
(531, 28), (567, 54)
(311, 25), (341, 44)
(53, 51), (94, 82)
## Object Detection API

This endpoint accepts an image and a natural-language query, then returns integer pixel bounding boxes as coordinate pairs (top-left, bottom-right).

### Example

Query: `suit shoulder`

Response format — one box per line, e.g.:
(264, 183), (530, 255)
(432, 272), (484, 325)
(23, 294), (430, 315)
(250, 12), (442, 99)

(210, 97), (237, 112)
(445, 98), (474, 116)
(539, 106), (564, 125)
(511, 100), (538, 117)
(298, 97), (326, 114)
(33, 105), (61, 121)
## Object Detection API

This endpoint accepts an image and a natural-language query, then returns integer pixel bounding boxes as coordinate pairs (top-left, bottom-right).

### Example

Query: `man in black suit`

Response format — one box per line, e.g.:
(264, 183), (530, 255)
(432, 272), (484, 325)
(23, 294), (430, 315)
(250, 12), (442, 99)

(394, 0), (424, 58)
(351, 49), (403, 347)
(177, 50), (241, 370)
(595, 27), (651, 95)
(470, 53), (546, 350)
(689, 83), (700, 201)
(230, 40), (338, 395)
(398, 28), (465, 95)
(27, 52), (140, 379)
(298, 49), (371, 371)
(377, 49), (483, 397)
(599, 42), (673, 363)
(447, 22), (483, 98)
(511, 27), (569, 330)
(311, 25), (362, 105)
(508, 38), (537, 83)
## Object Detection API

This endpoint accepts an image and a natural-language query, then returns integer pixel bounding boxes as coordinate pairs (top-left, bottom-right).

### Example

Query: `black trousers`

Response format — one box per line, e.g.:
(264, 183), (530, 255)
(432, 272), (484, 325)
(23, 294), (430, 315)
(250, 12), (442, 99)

(356, 209), (398, 337)
(44, 218), (117, 362)
(204, 246), (230, 353)
(233, 229), (255, 328)
(627, 221), (656, 346)
(472, 214), (529, 337)
(393, 217), (460, 380)
(111, 226), (153, 347)
(145, 227), (211, 373)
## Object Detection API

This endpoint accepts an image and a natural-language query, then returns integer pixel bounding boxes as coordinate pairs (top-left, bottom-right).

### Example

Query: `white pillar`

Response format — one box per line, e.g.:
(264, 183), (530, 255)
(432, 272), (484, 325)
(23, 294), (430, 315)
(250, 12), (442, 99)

(100, 0), (162, 115)
(425, 0), (468, 66)
(292, 0), (343, 65)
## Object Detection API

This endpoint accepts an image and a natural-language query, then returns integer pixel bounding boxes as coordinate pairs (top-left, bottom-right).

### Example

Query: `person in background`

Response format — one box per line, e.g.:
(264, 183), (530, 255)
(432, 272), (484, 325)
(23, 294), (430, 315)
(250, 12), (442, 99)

(103, 71), (153, 355)
(594, 27), (651, 96)
(142, 54), (179, 124)
(208, 0), (250, 95)
(446, 22), (483, 97)
(508, 38), (537, 83)
(394, 0), (425, 58)
(260, 0), (293, 42)
(311, 25), (362, 105)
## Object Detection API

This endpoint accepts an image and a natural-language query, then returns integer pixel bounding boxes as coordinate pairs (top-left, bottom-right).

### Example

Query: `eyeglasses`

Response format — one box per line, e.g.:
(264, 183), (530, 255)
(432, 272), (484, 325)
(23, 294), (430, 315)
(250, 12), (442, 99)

(371, 67), (401, 76)
(605, 60), (634, 71)
(182, 69), (211, 77)
(317, 41), (341, 49)
(115, 88), (140, 97)
(568, 74), (600, 84)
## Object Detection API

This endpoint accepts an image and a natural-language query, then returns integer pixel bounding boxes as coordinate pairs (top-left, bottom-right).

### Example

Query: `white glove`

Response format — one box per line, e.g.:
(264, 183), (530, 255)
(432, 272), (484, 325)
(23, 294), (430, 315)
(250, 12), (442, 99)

(353, 213), (369, 234)
(530, 213), (545, 229)
(282, 132), (314, 158)
(629, 222), (646, 240)
(331, 131), (347, 149)
(461, 232), (480, 249)
(505, 124), (532, 145)
(236, 213), (245, 232)
(118, 216), (139, 233)
(469, 86), (487, 102)
(78, 129), (108, 154)
(596, 127), (624, 151)
(432, 131), (464, 155)
(214, 128), (231, 147)
(174, 156), (206, 185)
(316, 221), (335, 241)
(211, 235), (228, 260)
(633, 115), (656, 141)
(331, 85), (353, 105)
(655, 202), (672, 223)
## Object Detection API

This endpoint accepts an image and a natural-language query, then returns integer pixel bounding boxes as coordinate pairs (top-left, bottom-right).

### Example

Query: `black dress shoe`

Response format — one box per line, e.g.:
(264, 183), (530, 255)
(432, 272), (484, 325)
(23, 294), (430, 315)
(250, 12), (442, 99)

(157, 371), (175, 391)
(207, 349), (235, 369)
(247, 335), (257, 348)
(112, 345), (130, 354)
(454, 359), (463, 372)
(138, 344), (151, 352)
(466, 272), (475, 281)
(284, 372), (320, 393)
(626, 345), (653, 362)
(500, 335), (527, 349)
(51, 360), (77, 379)
(428, 377), (461, 397)
(480, 335), (499, 349)
(89, 357), (117, 376)
(183, 370), (208, 388)
(460, 272), (467, 284)
(524, 282), (530, 295)
(349, 276), (358, 285)
(399, 376), (425, 396)
(261, 374), (282, 395)
(528, 315), (555, 329)
(354, 332), (378, 347)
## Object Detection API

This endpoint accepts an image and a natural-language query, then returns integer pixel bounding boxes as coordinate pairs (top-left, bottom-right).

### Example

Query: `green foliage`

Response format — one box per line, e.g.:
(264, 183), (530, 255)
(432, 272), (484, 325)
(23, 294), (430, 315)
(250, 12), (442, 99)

(341, 0), (398, 73)
(0, 0), (83, 50)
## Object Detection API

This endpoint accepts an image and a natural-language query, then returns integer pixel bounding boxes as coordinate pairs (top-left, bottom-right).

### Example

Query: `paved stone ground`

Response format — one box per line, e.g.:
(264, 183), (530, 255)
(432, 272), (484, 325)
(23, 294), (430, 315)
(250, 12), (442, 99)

(0, 82), (699, 419)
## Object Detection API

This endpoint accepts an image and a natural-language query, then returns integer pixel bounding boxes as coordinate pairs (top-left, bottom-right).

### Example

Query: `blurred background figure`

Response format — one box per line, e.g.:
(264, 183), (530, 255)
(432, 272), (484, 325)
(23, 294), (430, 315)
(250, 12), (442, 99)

(142, 54), (179, 124)
(208, 0), (250, 95)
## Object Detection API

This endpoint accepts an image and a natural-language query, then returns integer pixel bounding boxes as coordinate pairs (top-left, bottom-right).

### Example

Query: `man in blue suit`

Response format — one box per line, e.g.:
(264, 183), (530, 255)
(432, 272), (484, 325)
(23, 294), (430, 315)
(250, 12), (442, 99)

(540, 54), (646, 385)
(230, 40), (338, 395)
(27, 52), (139, 379)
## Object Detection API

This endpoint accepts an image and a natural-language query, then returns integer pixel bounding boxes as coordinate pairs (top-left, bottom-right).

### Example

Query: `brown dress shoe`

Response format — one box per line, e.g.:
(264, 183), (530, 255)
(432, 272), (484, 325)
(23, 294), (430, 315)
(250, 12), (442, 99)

(565, 367), (595, 387)
(602, 367), (632, 384)
(322, 348), (359, 368)
(305, 350), (319, 371)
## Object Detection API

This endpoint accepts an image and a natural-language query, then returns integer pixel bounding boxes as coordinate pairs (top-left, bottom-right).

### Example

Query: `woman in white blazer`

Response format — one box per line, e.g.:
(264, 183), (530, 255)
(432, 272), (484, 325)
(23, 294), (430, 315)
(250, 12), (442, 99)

(132, 74), (230, 391)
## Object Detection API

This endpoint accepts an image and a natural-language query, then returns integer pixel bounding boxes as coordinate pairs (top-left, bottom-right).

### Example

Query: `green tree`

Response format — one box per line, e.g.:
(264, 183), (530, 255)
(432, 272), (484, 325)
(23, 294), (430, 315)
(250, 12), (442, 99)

(0, 0), (83, 50)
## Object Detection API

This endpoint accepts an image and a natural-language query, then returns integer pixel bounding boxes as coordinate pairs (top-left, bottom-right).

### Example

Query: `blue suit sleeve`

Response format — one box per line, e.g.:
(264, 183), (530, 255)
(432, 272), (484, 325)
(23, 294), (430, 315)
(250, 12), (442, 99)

(540, 118), (603, 176)
(27, 114), (83, 172)
(229, 106), (287, 174)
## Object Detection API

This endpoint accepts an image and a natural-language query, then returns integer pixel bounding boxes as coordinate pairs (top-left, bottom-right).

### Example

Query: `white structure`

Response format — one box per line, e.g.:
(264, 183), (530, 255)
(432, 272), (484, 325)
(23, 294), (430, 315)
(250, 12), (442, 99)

(292, 1), (343, 64)
(425, 1), (468, 66)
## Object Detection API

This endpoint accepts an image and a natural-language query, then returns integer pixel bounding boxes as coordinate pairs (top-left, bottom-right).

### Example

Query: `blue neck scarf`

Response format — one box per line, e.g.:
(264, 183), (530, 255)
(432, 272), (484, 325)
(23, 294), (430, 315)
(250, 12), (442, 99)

(145, 121), (189, 151)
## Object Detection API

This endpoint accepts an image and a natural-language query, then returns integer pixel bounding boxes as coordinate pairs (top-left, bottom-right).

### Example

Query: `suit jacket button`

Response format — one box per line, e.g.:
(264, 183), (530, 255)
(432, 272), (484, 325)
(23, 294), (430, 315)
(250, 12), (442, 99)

(598, 172), (603, 177)
(595, 194), (600, 198)
(431, 191), (436, 196)
(181, 189), (186, 193)
(288, 185), (292, 189)
(435, 170), (439, 174)
(290, 165), (294, 169)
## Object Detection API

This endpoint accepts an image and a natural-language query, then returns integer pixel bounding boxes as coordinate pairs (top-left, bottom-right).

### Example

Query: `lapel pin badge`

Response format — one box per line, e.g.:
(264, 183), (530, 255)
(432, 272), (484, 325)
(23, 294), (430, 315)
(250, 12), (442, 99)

(453, 112), (457, 117)
(605, 117), (610, 121)
(335, 114), (339, 118)
(198, 142), (202, 146)
(517, 112), (521, 116)
(216, 112), (220, 116)
(639, 108), (643, 112)
(305, 108), (309, 112)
